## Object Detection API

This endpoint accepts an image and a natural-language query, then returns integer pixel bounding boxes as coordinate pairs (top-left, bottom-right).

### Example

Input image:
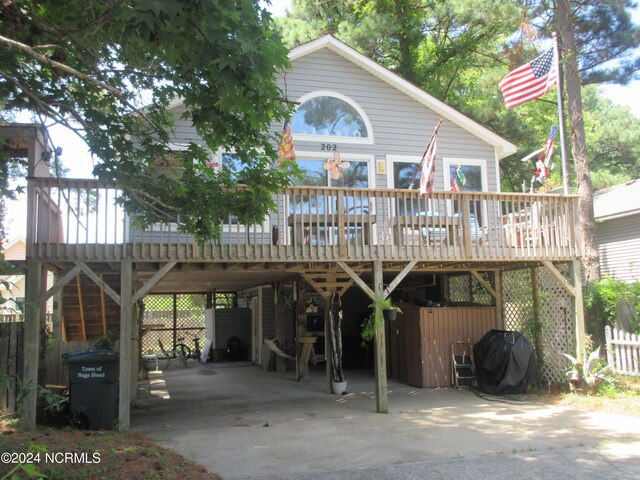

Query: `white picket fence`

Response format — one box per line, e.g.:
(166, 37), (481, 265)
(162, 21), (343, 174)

(605, 326), (640, 376)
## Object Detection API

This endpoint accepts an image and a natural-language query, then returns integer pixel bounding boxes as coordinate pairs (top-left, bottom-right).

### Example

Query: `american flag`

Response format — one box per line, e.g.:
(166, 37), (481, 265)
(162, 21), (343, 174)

(499, 48), (557, 110)
(419, 127), (439, 195)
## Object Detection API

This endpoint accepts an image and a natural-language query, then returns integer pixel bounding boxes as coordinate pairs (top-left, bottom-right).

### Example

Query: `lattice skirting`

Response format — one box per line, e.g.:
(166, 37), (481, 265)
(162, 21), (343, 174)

(450, 265), (574, 385)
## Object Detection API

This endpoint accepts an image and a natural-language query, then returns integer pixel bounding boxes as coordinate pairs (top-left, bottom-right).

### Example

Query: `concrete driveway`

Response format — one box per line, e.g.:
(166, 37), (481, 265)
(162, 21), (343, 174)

(132, 363), (640, 479)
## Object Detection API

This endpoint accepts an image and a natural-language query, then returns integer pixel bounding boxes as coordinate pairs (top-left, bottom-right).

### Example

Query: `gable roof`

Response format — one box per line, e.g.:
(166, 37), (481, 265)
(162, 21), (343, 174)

(2, 237), (25, 260)
(290, 35), (517, 160)
(594, 179), (640, 221)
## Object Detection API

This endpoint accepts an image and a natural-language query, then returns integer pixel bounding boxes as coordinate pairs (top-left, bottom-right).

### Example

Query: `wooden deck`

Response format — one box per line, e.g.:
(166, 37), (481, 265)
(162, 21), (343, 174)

(28, 178), (581, 264)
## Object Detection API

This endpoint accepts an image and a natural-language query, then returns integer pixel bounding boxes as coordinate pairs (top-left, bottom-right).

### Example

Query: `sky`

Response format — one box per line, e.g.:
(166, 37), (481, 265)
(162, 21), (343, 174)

(4, 0), (640, 240)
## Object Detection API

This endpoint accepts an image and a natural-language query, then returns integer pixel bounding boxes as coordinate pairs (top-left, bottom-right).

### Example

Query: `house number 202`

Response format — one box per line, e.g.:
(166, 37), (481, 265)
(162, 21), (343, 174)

(320, 144), (337, 151)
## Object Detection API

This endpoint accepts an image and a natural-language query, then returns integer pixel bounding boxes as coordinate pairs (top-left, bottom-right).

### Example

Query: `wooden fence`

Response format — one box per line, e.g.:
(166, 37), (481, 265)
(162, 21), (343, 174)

(0, 321), (24, 413)
(1, 321), (92, 414)
(44, 340), (94, 386)
(605, 325), (640, 376)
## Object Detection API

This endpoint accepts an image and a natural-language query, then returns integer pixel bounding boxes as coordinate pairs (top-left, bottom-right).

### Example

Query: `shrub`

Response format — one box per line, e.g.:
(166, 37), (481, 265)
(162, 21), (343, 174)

(584, 277), (640, 336)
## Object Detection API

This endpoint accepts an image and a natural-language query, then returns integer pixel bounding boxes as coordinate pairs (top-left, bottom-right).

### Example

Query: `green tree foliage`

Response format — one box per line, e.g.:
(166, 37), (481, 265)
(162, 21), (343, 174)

(530, 0), (640, 85)
(585, 277), (640, 335)
(0, 0), (295, 241)
(280, 0), (521, 101)
(583, 86), (640, 180)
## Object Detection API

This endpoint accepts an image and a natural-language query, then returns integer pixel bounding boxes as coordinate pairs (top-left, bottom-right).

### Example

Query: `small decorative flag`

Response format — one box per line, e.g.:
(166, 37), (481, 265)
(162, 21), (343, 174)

(323, 151), (350, 180)
(451, 164), (466, 192)
(419, 127), (439, 195)
(499, 48), (557, 110)
(277, 121), (296, 166)
(532, 125), (557, 185)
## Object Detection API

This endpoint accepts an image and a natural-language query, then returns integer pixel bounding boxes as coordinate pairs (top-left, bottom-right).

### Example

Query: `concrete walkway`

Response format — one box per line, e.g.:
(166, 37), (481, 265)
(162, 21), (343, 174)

(132, 363), (640, 479)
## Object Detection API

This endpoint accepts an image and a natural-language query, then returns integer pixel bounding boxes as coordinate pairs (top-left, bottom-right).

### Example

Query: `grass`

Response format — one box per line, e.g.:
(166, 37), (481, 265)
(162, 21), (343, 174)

(0, 421), (221, 480)
(557, 375), (640, 416)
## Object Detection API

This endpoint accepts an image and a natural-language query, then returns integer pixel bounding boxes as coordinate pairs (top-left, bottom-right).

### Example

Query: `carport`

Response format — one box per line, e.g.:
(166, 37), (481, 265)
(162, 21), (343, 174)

(131, 362), (640, 480)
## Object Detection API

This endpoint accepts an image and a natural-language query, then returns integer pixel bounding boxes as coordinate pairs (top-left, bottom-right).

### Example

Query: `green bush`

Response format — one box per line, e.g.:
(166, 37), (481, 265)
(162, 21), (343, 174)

(585, 277), (640, 335)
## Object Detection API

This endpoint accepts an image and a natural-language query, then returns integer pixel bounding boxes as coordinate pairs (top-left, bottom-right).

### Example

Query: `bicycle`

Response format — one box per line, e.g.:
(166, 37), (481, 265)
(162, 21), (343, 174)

(174, 333), (203, 363)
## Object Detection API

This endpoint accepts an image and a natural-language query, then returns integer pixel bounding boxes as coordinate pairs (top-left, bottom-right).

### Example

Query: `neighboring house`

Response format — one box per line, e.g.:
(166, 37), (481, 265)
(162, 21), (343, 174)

(594, 179), (640, 282)
(1, 236), (54, 324)
(9, 35), (584, 429)
(1, 237), (26, 316)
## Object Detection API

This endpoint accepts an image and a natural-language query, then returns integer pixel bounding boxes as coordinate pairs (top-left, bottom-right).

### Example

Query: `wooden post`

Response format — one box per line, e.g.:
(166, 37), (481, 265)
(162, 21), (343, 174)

(373, 260), (388, 413)
(461, 200), (473, 260)
(118, 259), (132, 430)
(324, 295), (332, 393)
(275, 282), (286, 373)
(495, 271), (504, 330)
(52, 271), (63, 341)
(130, 299), (140, 402)
(295, 282), (308, 381)
(22, 259), (42, 429)
(531, 267), (543, 364)
(571, 260), (586, 360)
(21, 126), (45, 429)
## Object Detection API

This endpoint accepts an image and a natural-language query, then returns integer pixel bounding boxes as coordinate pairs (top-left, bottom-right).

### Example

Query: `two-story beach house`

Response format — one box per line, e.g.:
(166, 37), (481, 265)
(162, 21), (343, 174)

(7, 35), (585, 430)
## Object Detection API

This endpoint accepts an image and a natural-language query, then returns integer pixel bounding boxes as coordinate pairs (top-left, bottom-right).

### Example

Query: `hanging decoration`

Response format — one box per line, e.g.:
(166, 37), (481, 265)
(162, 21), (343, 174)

(323, 151), (350, 180)
(276, 121), (296, 167)
(451, 164), (466, 192)
(520, 125), (557, 191)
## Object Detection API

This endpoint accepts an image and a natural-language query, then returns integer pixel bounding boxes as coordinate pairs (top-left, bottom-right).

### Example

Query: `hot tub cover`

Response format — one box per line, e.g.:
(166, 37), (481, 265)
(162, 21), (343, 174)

(473, 329), (537, 395)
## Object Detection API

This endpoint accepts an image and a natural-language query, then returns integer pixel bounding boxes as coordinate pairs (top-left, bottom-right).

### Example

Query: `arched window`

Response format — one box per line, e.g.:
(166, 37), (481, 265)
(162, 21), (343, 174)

(291, 91), (373, 143)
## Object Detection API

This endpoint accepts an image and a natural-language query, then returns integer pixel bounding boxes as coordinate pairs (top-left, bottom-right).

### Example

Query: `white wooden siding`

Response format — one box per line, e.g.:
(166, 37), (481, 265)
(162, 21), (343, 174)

(597, 214), (640, 282)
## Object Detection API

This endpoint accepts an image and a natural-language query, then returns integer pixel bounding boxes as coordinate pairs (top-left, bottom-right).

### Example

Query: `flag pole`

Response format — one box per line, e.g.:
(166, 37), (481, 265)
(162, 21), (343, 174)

(409, 119), (443, 190)
(553, 32), (570, 195)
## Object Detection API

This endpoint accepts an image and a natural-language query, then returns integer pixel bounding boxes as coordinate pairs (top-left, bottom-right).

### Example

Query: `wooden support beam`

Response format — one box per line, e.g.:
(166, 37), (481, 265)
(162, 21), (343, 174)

(336, 261), (375, 300)
(531, 267), (542, 361)
(373, 261), (388, 413)
(469, 270), (496, 299)
(76, 274), (87, 341)
(384, 260), (418, 298)
(299, 272), (332, 300)
(495, 271), (504, 329)
(118, 259), (133, 430)
(131, 261), (177, 304)
(52, 271), (64, 341)
(76, 261), (121, 305)
(324, 296), (332, 393)
(40, 264), (81, 304)
(61, 316), (67, 342)
(542, 260), (575, 297)
(275, 282), (286, 373)
(99, 274), (107, 337)
(22, 259), (42, 429)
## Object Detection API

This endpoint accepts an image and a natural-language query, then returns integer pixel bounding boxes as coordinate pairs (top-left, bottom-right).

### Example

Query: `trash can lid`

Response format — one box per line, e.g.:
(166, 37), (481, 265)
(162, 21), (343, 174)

(62, 349), (119, 363)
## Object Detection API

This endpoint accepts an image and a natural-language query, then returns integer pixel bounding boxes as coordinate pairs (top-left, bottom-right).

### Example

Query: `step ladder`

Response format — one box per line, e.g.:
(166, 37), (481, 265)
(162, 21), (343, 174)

(451, 340), (475, 388)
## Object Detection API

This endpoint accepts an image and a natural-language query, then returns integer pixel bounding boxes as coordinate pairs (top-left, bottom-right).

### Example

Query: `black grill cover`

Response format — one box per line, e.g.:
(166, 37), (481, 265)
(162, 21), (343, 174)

(473, 329), (537, 395)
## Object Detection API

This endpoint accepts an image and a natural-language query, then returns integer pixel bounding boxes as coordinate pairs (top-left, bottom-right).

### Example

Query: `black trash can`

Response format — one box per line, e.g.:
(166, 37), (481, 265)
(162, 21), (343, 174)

(62, 350), (119, 430)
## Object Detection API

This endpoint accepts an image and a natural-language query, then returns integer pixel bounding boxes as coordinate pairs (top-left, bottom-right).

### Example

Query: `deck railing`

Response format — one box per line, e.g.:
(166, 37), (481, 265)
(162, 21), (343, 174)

(28, 178), (581, 262)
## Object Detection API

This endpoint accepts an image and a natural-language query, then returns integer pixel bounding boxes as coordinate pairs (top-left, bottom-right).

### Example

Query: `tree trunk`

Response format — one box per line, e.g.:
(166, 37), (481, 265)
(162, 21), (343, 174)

(556, 0), (601, 283)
